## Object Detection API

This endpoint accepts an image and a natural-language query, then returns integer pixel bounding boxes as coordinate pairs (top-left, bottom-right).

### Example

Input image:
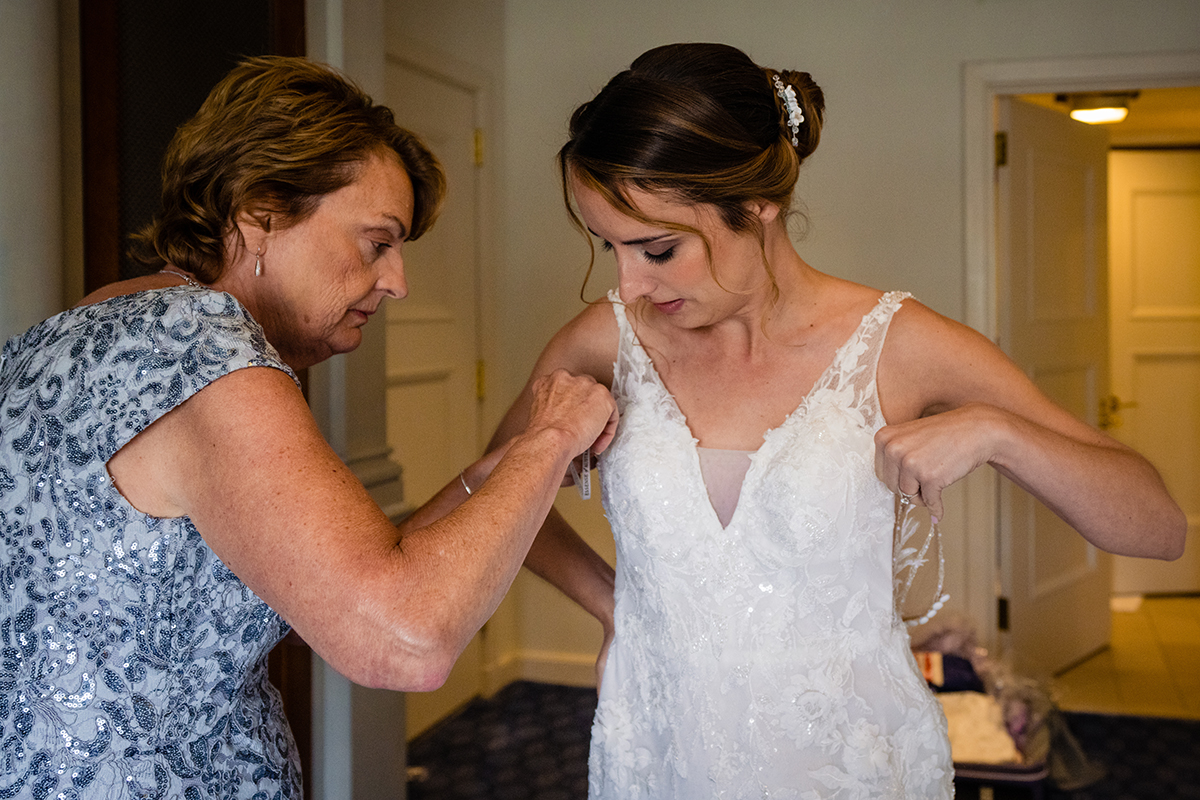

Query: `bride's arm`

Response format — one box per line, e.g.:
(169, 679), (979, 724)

(490, 302), (621, 683)
(875, 300), (1185, 559)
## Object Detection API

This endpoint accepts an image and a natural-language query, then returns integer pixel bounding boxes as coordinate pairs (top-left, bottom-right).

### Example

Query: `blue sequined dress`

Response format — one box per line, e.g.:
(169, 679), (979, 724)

(1, 287), (301, 799)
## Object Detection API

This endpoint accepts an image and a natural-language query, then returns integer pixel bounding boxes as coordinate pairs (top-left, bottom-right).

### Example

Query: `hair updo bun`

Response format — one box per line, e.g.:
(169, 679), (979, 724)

(559, 43), (825, 236)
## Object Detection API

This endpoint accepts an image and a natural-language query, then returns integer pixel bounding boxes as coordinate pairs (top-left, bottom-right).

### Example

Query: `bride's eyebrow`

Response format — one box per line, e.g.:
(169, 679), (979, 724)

(586, 226), (671, 247)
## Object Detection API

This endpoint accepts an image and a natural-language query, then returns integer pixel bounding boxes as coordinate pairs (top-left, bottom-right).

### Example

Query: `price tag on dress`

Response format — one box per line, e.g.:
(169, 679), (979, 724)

(569, 449), (591, 500)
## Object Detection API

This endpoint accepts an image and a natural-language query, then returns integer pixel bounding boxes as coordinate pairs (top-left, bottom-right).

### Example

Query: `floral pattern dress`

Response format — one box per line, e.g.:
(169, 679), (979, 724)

(589, 291), (953, 799)
(1, 287), (301, 799)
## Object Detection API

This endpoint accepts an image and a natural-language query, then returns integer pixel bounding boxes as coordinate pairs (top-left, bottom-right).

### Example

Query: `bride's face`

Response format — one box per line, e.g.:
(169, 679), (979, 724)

(571, 178), (775, 328)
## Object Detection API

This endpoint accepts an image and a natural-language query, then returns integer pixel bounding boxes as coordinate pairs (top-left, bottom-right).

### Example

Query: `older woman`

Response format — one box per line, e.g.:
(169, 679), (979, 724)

(0, 57), (615, 799)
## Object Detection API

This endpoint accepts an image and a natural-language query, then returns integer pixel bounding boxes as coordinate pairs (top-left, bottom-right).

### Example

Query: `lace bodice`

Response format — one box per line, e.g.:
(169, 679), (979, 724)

(1, 287), (301, 799)
(588, 291), (952, 799)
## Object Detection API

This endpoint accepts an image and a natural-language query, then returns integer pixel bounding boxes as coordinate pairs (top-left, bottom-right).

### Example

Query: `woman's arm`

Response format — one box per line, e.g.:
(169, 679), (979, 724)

(107, 364), (617, 692)
(488, 302), (621, 684)
(393, 438), (513, 537)
(522, 506), (617, 685)
(875, 300), (1185, 560)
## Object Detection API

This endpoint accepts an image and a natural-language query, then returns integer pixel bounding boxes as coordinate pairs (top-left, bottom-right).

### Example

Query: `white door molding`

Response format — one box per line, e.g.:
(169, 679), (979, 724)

(961, 51), (1200, 654)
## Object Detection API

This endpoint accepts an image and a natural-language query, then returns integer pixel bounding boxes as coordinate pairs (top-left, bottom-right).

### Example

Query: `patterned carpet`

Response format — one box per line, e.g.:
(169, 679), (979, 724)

(407, 682), (595, 800)
(406, 681), (1200, 799)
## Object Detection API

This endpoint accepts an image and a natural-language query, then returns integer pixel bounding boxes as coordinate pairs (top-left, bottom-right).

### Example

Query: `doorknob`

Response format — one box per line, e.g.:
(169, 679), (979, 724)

(1098, 394), (1138, 430)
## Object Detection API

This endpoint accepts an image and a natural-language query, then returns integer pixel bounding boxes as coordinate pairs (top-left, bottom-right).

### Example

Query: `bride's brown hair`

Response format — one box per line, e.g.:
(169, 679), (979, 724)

(558, 42), (825, 299)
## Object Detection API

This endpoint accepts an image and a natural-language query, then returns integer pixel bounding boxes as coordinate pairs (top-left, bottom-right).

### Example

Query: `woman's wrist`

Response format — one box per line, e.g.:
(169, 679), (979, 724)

(461, 437), (520, 496)
(969, 402), (1021, 472)
(459, 458), (489, 496)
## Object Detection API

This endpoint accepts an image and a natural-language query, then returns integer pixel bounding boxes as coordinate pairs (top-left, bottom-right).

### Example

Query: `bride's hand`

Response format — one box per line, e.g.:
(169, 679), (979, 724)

(874, 403), (1000, 520)
(595, 624), (613, 694)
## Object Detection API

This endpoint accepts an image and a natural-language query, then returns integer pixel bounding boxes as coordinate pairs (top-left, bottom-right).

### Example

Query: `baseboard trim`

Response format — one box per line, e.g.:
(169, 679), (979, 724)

(483, 649), (597, 695)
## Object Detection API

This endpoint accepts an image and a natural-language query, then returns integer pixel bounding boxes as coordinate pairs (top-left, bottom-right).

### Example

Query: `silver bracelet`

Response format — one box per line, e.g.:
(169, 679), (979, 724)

(459, 470), (472, 495)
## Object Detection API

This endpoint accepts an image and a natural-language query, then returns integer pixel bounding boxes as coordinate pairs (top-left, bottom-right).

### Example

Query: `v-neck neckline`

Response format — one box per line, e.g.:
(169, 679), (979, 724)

(616, 291), (895, 531)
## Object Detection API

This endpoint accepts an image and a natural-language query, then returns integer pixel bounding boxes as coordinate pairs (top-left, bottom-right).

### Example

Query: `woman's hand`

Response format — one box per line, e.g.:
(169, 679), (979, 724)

(525, 368), (619, 459)
(595, 622), (614, 693)
(874, 403), (1002, 520)
(466, 370), (614, 495)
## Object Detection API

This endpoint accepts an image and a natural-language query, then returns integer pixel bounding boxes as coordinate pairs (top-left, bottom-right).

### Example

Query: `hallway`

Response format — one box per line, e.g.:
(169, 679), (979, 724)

(1054, 595), (1200, 719)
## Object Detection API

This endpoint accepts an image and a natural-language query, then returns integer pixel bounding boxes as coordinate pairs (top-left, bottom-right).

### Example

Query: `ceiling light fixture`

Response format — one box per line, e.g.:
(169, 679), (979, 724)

(1056, 91), (1140, 124)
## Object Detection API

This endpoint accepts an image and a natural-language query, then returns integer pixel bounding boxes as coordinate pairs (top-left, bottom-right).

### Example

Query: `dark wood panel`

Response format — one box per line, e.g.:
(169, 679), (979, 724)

(79, 0), (121, 294)
(268, 634), (314, 795)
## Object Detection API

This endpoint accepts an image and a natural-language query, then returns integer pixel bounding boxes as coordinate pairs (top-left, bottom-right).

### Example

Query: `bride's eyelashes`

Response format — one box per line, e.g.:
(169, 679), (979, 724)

(599, 239), (677, 264)
(643, 247), (676, 264)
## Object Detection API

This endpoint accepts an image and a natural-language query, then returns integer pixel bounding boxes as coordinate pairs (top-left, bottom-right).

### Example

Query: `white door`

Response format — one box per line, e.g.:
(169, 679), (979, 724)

(383, 57), (486, 739)
(996, 98), (1113, 677)
(1108, 150), (1200, 594)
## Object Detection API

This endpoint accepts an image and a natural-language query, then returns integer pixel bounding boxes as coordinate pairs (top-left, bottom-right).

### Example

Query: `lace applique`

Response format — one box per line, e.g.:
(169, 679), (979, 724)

(894, 499), (950, 626)
(590, 291), (952, 799)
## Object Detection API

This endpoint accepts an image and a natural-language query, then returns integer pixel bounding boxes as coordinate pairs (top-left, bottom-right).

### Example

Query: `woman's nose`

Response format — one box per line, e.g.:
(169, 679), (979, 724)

(378, 254), (408, 300)
(617, 262), (653, 305)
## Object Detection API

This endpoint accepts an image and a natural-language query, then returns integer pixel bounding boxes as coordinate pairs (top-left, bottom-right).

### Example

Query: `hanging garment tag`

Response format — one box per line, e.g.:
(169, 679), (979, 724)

(569, 449), (591, 499)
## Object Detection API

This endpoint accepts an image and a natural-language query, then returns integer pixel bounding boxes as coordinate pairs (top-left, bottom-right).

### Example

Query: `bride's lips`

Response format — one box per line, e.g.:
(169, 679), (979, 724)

(652, 299), (684, 314)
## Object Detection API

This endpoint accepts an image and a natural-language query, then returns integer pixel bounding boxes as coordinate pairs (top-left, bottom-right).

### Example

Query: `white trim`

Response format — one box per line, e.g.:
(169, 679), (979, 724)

(480, 649), (599, 696)
(384, 35), (501, 455)
(962, 51), (1200, 655)
(509, 650), (599, 689)
(481, 649), (524, 697)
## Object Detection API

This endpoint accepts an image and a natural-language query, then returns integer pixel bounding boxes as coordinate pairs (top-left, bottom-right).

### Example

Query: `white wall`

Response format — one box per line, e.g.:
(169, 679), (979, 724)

(8, 0), (1195, 740)
(492, 0), (1200, 675)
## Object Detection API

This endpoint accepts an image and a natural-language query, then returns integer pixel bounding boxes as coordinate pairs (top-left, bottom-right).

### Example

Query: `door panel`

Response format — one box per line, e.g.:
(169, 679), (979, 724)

(1109, 150), (1200, 594)
(383, 57), (485, 739)
(997, 98), (1112, 676)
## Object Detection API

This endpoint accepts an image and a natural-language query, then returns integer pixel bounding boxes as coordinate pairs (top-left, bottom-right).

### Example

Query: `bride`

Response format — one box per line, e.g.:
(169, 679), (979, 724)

(490, 42), (1184, 798)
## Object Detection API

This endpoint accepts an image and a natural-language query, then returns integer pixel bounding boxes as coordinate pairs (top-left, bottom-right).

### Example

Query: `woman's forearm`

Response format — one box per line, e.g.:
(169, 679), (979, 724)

(985, 406), (1185, 559)
(396, 440), (513, 537)
(524, 506), (616, 632)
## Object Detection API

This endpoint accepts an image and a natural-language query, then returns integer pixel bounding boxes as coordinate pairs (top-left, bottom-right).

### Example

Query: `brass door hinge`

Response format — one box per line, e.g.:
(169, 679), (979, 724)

(475, 359), (486, 401)
(473, 128), (485, 167)
(995, 131), (1008, 168)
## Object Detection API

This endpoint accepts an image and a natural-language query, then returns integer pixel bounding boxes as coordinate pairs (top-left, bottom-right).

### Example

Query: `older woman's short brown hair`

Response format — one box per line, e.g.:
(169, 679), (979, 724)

(130, 56), (445, 282)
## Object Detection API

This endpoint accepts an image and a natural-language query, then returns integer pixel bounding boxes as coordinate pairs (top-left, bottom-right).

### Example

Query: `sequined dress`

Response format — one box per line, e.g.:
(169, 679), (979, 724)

(588, 291), (953, 799)
(1, 287), (300, 799)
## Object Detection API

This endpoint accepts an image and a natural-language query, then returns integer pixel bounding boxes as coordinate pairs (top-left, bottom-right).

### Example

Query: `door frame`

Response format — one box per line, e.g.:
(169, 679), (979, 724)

(382, 35), (511, 731)
(962, 51), (1200, 654)
(385, 35), (499, 453)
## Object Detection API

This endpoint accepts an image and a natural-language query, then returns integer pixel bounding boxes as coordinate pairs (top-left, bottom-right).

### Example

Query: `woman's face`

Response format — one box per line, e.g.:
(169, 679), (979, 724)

(570, 178), (773, 327)
(236, 151), (415, 369)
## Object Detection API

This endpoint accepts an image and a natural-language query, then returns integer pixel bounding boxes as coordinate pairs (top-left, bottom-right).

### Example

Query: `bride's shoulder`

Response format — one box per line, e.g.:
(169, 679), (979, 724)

(879, 295), (1017, 419)
(535, 299), (621, 386)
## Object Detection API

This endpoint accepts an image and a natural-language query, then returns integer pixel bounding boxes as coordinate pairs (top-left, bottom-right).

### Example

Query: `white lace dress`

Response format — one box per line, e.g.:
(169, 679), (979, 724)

(588, 291), (953, 799)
